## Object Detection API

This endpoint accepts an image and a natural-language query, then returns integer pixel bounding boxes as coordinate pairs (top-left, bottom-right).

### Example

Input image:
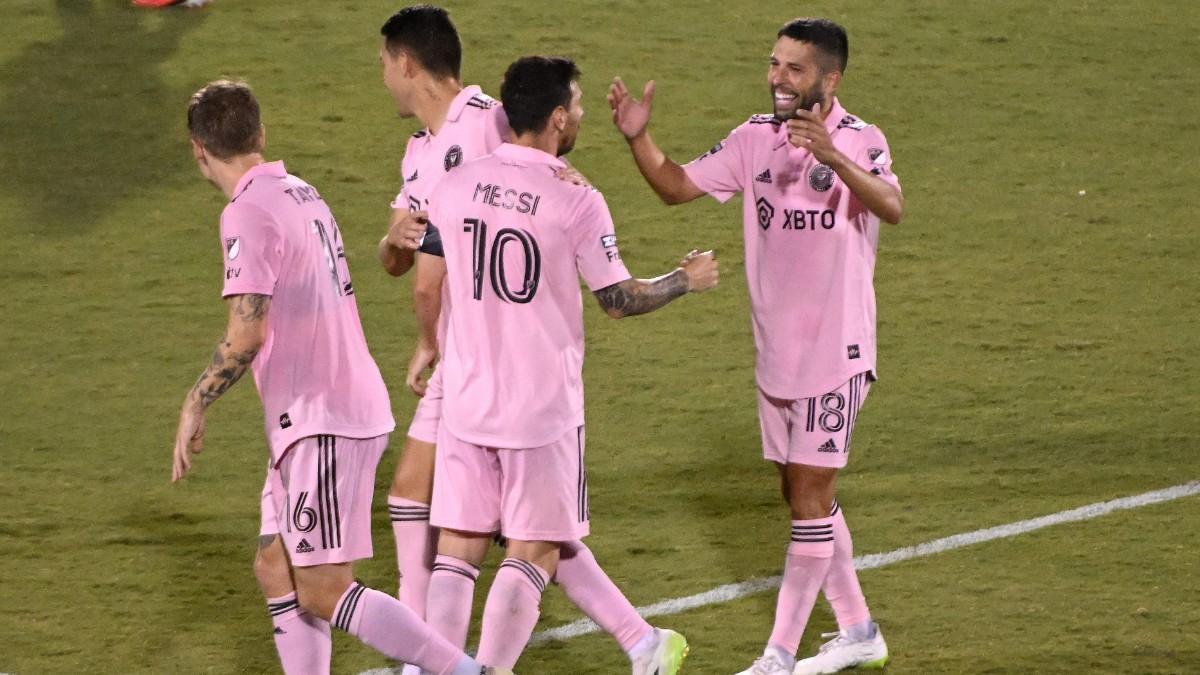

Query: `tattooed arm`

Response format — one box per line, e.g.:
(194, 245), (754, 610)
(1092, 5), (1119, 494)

(171, 294), (271, 482)
(593, 249), (719, 319)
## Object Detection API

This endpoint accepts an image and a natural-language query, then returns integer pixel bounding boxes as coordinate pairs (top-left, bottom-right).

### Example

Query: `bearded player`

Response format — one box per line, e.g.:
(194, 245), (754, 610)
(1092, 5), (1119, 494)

(609, 17), (903, 675)
(170, 80), (511, 675)
(374, 7), (689, 674)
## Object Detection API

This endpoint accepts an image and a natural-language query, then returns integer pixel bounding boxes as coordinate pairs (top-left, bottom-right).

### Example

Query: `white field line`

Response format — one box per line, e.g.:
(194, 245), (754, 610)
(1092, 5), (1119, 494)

(359, 480), (1199, 674)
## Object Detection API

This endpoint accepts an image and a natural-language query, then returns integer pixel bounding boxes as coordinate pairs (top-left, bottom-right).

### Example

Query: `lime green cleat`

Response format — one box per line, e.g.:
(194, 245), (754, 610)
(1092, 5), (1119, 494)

(631, 628), (690, 675)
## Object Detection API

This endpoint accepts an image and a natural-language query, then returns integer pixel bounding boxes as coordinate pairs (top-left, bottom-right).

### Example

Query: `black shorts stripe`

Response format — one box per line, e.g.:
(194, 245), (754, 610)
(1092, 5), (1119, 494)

(829, 499), (841, 517)
(332, 582), (366, 632)
(806, 397), (816, 432)
(500, 558), (547, 594)
(316, 436), (330, 550)
(576, 426), (587, 523)
(844, 375), (856, 452)
(329, 437), (341, 548)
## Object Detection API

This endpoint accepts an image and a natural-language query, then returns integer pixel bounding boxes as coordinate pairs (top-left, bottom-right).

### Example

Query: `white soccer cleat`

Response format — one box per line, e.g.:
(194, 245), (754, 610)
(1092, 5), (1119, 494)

(735, 649), (794, 675)
(791, 628), (888, 674)
(631, 628), (689, 675)
(398, 665), (421, 675)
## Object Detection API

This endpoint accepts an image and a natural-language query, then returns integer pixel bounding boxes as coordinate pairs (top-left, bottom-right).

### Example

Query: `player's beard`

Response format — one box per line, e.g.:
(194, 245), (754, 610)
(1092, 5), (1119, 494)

(773, 81), (825, 121)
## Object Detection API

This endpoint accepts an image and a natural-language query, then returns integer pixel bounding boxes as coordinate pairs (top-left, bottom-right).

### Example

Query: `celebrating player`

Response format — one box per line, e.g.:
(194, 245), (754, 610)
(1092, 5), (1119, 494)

(418, 55), (718, 671)
(375, 7), (691, 674)
(169, 80), (510, 675)
(608, 17), (903, 675)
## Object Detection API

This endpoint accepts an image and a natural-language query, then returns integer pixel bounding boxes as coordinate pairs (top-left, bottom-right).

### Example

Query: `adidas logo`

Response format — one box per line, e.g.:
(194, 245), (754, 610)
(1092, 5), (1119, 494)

(817, 439), (840, 453)
(755, 169), (773, 183)
(273, 627), (285, 635)
(295, 538), (314, 554)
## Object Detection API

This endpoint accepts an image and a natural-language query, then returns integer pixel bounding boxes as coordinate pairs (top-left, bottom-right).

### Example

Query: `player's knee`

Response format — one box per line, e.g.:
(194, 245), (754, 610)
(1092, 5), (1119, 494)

(786, 466), (838, 519)
(252, 534), (291, 592)
(292, 569), (351, 622)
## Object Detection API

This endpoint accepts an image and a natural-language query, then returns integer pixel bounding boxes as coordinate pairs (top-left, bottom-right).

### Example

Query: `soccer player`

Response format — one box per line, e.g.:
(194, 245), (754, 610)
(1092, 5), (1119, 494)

(420, 55), (718, 671)
(607, 17), (903, 675)
(374, 7), (691, 674)
(169, 80), (511, 675)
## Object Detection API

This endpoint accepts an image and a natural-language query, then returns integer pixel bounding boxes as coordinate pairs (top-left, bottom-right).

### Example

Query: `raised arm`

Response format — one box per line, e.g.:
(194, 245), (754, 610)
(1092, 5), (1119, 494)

(593, 250), (719, 319)
(608, 78), (706, 205)
(171, 293), (270, 481)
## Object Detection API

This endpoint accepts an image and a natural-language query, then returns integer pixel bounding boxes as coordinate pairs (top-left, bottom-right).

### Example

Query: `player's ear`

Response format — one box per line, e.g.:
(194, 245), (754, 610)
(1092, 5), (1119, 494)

(552, 106), (567, 133)
(190, 137), (206, 162)
(822, 69), (842, 95)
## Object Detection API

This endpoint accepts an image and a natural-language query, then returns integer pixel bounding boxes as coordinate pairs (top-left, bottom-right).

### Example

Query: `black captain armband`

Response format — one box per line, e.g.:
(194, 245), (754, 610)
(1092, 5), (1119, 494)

(418, 222), (444, 258)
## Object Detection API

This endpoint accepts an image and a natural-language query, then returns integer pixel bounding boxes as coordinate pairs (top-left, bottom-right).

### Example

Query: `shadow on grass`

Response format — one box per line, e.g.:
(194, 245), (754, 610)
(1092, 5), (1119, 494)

(0, 0), (206, 236)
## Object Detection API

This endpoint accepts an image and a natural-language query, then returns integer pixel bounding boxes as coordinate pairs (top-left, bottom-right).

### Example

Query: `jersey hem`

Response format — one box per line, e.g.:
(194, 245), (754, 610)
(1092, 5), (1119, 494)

(756, 365), (877, 401)
(268, 421), (396, 467)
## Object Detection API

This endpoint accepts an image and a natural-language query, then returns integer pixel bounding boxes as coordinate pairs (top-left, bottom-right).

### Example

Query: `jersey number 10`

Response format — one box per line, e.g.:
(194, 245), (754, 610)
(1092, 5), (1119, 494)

(462, 218), (541, 303)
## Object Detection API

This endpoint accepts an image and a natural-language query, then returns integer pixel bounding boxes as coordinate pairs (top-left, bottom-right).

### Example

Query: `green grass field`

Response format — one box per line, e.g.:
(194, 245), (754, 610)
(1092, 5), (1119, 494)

(2, 1), (1198, 673)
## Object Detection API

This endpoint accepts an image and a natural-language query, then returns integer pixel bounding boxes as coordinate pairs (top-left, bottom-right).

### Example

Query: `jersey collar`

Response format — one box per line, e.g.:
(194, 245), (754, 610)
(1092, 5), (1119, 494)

(231, 160), (286, 202)
(445, 84), (485, 124)
(492, 142), (566, 169)
(776, 96), (848, 140)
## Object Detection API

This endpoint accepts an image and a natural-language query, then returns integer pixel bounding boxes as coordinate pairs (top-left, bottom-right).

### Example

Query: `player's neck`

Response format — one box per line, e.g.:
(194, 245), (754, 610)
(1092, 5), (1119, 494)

(213, 154), (266, 199)
(510, 130), (559, 158)
(415, 77), (464, 135)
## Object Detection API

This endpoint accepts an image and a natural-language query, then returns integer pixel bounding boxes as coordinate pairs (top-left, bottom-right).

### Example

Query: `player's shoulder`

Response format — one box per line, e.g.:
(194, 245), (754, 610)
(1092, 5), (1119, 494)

(464, 90), (500, 111)
(729, 113), (783, 139)
(833, 111), (882, 133)
(220, 191), (277, 229)
(747, 113), (782, 127)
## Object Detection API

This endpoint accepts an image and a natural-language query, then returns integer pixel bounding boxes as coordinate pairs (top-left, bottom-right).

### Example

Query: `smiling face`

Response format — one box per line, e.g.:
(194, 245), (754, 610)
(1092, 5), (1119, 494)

(768, 36), (841, 119)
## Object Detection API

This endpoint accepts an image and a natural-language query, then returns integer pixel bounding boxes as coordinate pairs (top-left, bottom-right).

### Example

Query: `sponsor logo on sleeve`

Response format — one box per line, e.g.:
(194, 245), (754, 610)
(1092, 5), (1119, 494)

(225, 237), (241, 261)
(225, 268), (241, 280)
(695, 141), (724, 162)
(847, 344), (861, 360)
(600, 234), (617, 248)
(444, 145), (464, 171)
(809, 164), (835, 192)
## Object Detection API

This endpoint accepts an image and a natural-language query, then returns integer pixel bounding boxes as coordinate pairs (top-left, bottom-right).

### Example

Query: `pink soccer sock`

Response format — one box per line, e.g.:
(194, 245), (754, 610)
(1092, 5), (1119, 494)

(332, 582), (476, 675)
(824, 501), (872, 631)
(767, 519), (836, 656)
(388, 496), (437, 617)
(426, 554), (480, 648)
(557, 540), (652, 654)
(476, 558), (550, 669)
(267, 592), (332, 675)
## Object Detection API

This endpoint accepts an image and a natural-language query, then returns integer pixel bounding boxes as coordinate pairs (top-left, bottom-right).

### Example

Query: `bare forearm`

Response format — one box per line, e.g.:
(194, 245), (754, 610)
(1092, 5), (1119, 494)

(378, 236), (416, 277)
(627, 133), (702, 205)
(413, 287), (441, 350)
(594, 270), (689, 319)
(190, 333), (260, 408)
(829, 153), (904, 224)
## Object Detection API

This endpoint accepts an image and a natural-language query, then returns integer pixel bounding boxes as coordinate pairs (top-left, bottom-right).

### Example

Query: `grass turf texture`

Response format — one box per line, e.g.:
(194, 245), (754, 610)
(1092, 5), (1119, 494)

(1, 0), (1197, 672)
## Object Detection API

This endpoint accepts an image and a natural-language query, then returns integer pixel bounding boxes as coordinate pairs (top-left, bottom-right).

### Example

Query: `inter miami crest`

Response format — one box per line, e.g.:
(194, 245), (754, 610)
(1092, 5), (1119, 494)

(444, 145), (464, 171)
(809, 164), (835, 192)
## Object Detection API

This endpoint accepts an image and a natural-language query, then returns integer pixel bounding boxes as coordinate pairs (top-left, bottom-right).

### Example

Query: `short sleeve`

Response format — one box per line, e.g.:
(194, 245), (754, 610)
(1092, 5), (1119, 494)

(852, 127), (901, 192)
(220, 201), (282, 298)
(682, 123), (751, 204)
(570, 191), (632, 292)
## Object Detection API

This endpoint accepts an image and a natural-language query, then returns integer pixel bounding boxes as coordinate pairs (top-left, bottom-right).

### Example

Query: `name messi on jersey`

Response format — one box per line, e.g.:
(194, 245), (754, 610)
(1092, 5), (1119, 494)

(473, 183), (542, 216)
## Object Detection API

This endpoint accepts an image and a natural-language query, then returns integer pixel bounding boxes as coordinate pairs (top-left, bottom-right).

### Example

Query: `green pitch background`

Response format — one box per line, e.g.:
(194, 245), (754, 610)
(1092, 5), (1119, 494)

(1, 1), (1197, 673)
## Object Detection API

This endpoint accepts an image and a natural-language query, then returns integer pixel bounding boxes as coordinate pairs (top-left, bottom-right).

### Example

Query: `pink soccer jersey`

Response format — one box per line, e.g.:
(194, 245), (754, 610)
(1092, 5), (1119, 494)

(683, 97), (902, 400)
(220, 161), (395, 464)
(388, 85), (509, 348)
(427, 143), (632, 449)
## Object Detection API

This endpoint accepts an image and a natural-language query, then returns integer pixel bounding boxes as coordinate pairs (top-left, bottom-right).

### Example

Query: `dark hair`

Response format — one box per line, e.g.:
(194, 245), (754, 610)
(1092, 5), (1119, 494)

(778, 18), (849, 73)
(380, 5), (462, 80)
(500, 56), (581, 136)
(187, 80), (263, 159)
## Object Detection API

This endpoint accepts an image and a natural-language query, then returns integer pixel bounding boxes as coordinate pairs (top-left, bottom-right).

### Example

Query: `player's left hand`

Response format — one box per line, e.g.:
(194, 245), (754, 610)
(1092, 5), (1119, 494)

(171, 397), (206, 482)
(386, 209), (429, 251)
(787, 103), (838, 164)
(406, 340), (438, 397)
(555, 164), (593, 188)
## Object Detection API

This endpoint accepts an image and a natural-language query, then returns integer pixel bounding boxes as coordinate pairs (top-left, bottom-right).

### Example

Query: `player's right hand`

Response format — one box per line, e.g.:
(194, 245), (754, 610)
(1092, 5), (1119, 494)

(386, 209), (428, 250)
(406, 340), (439, 397)
(171, 397), (206, 482)
(680, 249), (719, 292)
(608, 77), (655, 141)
